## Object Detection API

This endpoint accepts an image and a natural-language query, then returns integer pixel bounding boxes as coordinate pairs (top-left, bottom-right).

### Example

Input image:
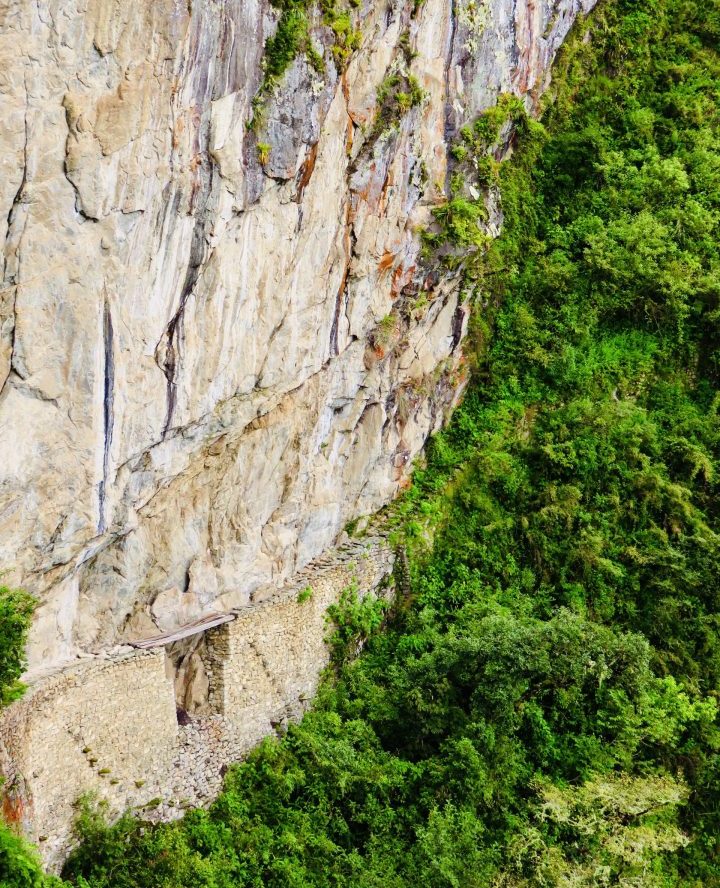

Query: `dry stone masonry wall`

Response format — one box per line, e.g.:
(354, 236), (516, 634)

(0, 0), (595, 673)
(0, 536), (394, 869)
(0, 649), (177, 867)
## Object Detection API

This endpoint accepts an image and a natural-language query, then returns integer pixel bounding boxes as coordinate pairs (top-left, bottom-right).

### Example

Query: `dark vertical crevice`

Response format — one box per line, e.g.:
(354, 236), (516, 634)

(1, 86), (29, 398)
(158, 213), (207, 438)
(156, 149), (215, 437)
(450, 298), (466, 351)
(4, 149), (27, 267)
(510, 0), (520, 74)
(443, 0), (459, 142)
(329, 201), (355, 360)
(98, 295), (115, 534)
(329, 272), (347, 359)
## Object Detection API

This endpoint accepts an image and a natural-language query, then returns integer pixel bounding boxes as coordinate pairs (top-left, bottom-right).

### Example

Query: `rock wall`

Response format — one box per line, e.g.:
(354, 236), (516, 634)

(0, 535), (393, 868)
(0, 0), (595, 672)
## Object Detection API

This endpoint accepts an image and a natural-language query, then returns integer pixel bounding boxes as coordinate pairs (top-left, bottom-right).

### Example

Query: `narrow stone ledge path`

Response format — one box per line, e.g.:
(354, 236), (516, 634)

(0, 536), (395, 870)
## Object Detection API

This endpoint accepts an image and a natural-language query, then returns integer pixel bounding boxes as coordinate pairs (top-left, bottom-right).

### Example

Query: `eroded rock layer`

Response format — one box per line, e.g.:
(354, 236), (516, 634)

(0, 0), (595, 669)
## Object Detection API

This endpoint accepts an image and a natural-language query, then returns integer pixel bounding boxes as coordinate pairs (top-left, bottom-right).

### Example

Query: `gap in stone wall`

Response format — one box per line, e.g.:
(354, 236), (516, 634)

(165, 634), (214, 720)
(0, 536), (395, 870)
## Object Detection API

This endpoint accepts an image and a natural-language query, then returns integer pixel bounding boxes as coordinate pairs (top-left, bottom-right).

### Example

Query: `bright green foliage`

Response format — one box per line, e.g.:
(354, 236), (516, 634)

(424, 97), (541, 262)
(297, 585), (314, 604)
(455, 92), (530, 170)
(0, 821), (61, 888)
(325, 585), (388, 667)
(372, 71), (426, 137)
(250, 0), (361, 131)
(262, 0), (363, 81)
(321, 5), (362, 68)
(14, 1), (720, 885)
(256, 141), (272, 165)
(0, 588), (47, 887)
(430, 197), (488, 248)
(58, 605), (714, 887)
(506, 773), (691, 886)
(263, 4), (310, 81)
(0, 586), (35, 707)
(397, 0), (720, 878)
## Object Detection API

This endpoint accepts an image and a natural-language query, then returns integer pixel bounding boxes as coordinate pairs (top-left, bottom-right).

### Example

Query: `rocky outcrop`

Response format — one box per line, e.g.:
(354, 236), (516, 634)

(0, 0), (595, 671)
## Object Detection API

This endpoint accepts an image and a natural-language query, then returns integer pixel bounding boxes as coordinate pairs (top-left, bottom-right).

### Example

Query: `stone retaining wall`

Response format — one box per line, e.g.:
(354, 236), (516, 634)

(0, 536), (394, 869)
(0, 650), (177, 866)
(208, 536), (393, 744)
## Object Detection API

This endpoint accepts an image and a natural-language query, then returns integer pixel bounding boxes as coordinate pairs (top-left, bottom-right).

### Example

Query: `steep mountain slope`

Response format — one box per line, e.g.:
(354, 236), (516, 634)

(44, 1), (720, 884)
(0, 0), (593, 671)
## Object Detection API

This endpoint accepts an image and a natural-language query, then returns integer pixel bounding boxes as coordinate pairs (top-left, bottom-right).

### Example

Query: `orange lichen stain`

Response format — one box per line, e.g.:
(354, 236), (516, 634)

(2, 789), (24, 826)
(391, 263), (415, 296)
(172, 115), (185, 149)
(353, 170), (374, 204)
(378, 252), (395, 273)
(296, 142), (319, 202)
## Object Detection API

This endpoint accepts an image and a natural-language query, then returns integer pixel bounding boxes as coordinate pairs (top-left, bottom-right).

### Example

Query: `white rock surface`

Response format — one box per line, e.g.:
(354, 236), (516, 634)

(0, 0), (595, 670)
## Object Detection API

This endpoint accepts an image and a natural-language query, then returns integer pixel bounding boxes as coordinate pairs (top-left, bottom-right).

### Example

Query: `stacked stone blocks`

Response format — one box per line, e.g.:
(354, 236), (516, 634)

(0, 536), (394, 869)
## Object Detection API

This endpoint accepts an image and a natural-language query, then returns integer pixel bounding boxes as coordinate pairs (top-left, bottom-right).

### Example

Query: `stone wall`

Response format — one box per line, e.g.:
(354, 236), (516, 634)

(0, 536), (393, 869)
(0, 649), (177, 867)
(207, 537), (393, 746)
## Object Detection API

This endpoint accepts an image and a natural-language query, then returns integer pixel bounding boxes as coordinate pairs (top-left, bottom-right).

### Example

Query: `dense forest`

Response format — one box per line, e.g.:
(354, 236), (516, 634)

(3, 0), (720, 884)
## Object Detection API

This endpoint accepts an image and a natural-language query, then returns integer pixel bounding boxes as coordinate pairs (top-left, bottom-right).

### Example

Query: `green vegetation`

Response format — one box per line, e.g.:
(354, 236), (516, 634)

(320, 1), (362, 69)
(369, 311), (401, 355)
(0, 586), (35, 707)
(0, 821), (54, 888)
(263, 4), (312, 82)
(256, 141), (272, 165)
(425, 94), (537, 258)
(427, 196), (489, 249)
(325, 585), (388, 668)
(378, 72), (424, 112)
(0, 587), (48, 888)
(4, 0), (720, 885)
(297, 585), (314, 604)
(250, 0), (362, 131)
(372, 67), (426, 138)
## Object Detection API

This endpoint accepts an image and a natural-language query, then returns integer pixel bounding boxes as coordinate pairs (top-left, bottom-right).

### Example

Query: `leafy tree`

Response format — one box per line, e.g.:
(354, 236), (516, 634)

(501, 774), (690, 887)
(0, 586), (35, 706)
(0, 820), (57, 888)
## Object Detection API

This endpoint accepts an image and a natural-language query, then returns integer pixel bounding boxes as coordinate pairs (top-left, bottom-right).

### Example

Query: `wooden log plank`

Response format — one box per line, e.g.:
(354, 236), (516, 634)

(128, 612), (235, 649)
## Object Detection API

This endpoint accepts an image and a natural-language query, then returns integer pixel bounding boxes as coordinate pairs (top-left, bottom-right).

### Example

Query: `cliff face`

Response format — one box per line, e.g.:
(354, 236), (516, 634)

(0, 0), (595, 671)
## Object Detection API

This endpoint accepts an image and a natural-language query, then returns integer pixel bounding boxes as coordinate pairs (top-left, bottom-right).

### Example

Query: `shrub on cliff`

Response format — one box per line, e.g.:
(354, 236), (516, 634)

(0, 820), (60, 888)
(0, 587), (35, 707)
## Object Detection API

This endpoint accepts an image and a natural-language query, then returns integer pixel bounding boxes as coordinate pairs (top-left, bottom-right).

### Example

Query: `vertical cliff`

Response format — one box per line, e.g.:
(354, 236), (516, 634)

(0, 0), (595, 670)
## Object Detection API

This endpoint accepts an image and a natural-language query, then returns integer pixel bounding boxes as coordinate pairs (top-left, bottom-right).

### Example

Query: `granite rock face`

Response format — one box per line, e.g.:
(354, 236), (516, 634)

(0, 0), (595, 670)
